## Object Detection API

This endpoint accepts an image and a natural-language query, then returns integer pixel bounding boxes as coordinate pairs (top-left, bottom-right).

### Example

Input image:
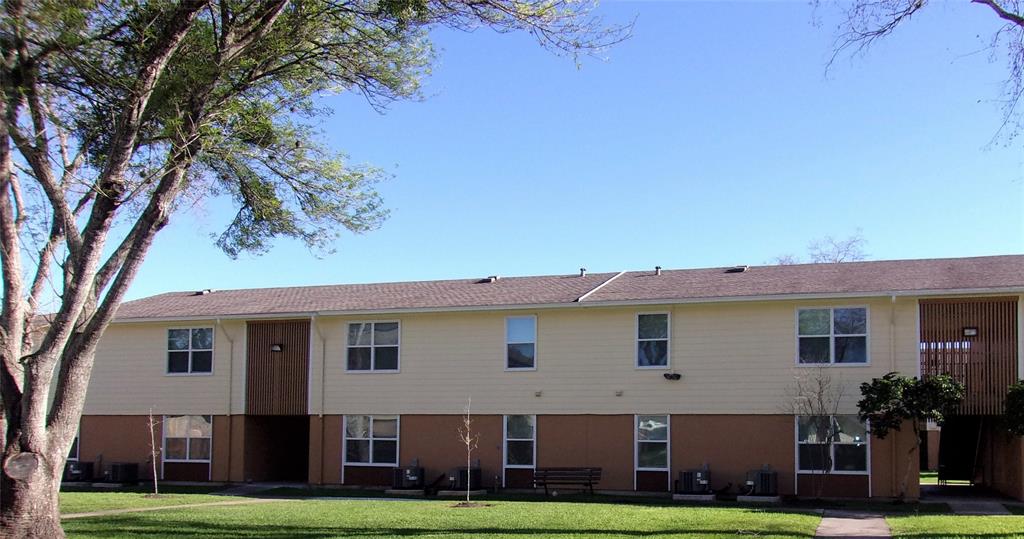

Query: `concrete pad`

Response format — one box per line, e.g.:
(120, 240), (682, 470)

(948, 501), (1011, 515)
(736, 495), (781, 503)
(672, 493), (716, 502)
(384, 489), (425, 496)
(436, 489), (487, 497)
(815, 511), (890, 538)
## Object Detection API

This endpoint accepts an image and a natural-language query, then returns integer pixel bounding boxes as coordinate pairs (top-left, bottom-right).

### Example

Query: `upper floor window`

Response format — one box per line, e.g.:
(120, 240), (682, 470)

(163, 415), (212, 462)
(797, 415), (868, 473)
(167, 328), (213, 374)
(344, 415), (398, 466)
(637, 313), (669, 368)
(797, 307), (868, 364)
(506, 316), (536, 370)
(347, 322), (399, 372)
(636, 415), (669, 470)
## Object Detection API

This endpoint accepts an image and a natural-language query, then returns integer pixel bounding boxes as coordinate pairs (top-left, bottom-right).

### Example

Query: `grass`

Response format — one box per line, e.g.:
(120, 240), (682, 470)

(919, 471), (971, 486)
(62, 499), (823, 538)
(888, 514), (1024, 538)
(60, 485), (236, 514)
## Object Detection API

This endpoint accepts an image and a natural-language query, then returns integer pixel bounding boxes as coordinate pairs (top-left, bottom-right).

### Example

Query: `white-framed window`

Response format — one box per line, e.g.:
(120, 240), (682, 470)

(346, 322), (400, 372)
(797, 307), (868, 364)
(167, 328), (214, 374)
(344, 415), (399, 466)
(636, 313), (670, 368)
(503, 415), (536, 469)
(796, 415), (868, 474)
(68, 430), (80, 462)
(506, 316), (537, 370)
(635, 415), (669, 471)
(162, 415), (212, 463)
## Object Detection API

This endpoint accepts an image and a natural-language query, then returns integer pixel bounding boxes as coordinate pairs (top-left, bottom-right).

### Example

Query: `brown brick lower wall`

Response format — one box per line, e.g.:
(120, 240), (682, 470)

(76, 413), (935, 499)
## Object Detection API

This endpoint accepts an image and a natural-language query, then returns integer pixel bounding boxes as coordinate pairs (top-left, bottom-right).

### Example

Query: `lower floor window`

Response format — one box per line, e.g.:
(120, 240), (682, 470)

(345, 415), (399, 465)
(797, 415), (868, 473)
(504, 415), (535, 468)
(636, 415), (669, 470)
(163, 415), (212, 462)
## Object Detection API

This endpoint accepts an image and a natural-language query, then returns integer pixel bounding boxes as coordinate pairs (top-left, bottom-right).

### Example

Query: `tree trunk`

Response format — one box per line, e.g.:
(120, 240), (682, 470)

(0, 451), (65, 538)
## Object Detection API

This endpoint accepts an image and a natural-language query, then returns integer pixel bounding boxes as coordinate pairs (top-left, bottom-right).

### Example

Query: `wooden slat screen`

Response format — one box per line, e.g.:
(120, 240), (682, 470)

(246, 319), (310, 415)
(919, 297), (1018, 415)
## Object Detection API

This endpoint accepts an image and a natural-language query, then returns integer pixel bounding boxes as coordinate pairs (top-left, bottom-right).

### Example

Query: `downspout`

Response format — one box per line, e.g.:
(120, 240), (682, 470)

(218, 318), (236, 482)
(889, 295), (897, 497)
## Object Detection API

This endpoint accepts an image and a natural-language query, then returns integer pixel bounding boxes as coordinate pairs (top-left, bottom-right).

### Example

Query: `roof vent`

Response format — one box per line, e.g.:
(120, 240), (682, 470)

(655, 266), (662, 276)
(194, 289), (214, 296)
(477, 276), (500, 284)
(579, 267), (587, 277)
(725, 265), (749, 274)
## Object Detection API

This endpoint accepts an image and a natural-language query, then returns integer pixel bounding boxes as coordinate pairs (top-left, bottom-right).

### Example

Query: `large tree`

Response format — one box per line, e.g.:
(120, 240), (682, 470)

(821, 0), (1024, 136)
(0, 1), (626, 536)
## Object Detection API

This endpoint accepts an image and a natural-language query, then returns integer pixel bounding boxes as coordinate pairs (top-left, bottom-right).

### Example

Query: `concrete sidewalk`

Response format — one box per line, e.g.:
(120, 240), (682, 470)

(814, 510), (891, 538)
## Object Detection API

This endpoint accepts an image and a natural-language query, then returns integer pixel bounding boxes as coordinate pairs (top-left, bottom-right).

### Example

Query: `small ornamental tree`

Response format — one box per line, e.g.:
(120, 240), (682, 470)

(1004, 381), (1024, 436)
(857, 372), (964, 500)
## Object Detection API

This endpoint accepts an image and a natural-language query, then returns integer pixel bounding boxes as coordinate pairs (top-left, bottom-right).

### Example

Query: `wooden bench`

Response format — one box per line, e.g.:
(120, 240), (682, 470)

(533, 467), (602, 495)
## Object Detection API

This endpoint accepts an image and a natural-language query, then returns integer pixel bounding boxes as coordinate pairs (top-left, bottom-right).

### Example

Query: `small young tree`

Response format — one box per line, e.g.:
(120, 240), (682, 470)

(857, 372), (965, 500)
(1003, 381), (1024, 436)
(783, 368), (847, 498)
(456, 397), (479, 505)
(147, 410), (160, 497)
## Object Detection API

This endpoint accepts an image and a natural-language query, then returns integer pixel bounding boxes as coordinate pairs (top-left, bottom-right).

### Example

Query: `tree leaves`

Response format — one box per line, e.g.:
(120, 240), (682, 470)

(857, 372), (965, 439)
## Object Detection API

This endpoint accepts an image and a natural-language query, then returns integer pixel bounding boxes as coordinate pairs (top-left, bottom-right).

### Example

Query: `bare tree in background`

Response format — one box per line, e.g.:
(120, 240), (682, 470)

(147, 410), (160, 497)
(771, 230), (868, 265)
(817, 0), (1024, 139)
(783, 367), (848, 498)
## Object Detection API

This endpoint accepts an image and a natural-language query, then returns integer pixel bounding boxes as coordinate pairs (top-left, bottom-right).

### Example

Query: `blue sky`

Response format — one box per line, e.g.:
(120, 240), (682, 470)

(127, 1), (1023, 300)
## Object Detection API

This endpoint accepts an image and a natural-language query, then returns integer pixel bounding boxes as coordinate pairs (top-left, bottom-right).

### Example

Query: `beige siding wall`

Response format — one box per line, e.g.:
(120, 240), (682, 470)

(87, 296), (919, 415)
(84, 320), (246, 415)
(310, 296), (919, 415)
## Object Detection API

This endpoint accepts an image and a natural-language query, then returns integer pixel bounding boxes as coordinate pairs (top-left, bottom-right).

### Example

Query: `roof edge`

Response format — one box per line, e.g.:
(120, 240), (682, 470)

(110, 286), (1024, 324)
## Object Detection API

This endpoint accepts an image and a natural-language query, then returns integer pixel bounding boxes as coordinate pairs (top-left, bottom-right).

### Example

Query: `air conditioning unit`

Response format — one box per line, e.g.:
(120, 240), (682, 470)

(448, 465), (482, 490)
(677, 467), (711, 494)
(63, 461), (94, 482)
(107, 462), (139, 483)
(393, 466), (424, 489)
(745, 467), (778, 496)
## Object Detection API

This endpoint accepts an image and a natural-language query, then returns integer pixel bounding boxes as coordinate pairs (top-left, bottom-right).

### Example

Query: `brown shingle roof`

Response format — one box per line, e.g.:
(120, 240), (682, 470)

(114, 255), (1024, 320)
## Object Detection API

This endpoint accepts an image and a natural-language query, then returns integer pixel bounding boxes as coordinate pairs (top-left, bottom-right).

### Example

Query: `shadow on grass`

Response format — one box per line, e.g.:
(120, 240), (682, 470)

(260, 487), (946, 515)
(64, 514), (818, 538)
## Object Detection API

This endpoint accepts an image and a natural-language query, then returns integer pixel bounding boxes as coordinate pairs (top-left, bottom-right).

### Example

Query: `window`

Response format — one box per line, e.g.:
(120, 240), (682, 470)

(636, 415), (669, 470)
(68, 430), (79, 462)
(163, 415), (212, 462)
(167, 328), (213, 374)
(347, 322), (400, 371)
(797, 415), (868, 473)
(637, 313), (669, 368)
(797, 307), (868, 364)
(506, 316), (537, 370)
(504, 415), (535, 468)
(344, 415), (398, 466)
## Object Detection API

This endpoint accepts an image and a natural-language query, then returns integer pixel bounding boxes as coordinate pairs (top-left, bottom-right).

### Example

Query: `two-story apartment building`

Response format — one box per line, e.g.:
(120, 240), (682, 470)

(74, 255), (1024, 499)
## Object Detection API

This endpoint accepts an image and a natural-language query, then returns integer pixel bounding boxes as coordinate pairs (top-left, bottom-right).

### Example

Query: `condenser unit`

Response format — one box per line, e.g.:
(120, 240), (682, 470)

(107, 462), (139, 483)
(393, 465), (424, 489)
(677, 467), (711, 494)
(63, 461), (94, 482)
(744, 467), (778, 496)
(448, 463), (482, 490)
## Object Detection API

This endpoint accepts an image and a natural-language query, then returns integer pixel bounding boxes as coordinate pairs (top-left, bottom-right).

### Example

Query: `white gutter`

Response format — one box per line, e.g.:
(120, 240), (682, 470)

(110, 286), (1024, 324)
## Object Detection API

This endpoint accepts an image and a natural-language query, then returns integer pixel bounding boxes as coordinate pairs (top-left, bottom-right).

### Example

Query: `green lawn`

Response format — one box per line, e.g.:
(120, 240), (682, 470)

(62, 499), (822, 538)
(888, 514), (1024, 538)
(60, 487), (236, 514)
